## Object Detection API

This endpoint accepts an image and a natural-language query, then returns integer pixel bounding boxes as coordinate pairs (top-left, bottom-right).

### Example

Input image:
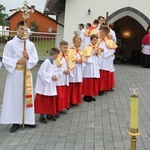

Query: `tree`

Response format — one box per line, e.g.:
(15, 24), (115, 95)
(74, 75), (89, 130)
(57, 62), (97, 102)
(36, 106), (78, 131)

(0, 4), (8, 26)
(30, 20), (39, 32)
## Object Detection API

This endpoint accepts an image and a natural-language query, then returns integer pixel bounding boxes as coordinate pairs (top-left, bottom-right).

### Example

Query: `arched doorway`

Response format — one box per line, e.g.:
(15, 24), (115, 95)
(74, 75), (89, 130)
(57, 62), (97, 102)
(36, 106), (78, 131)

(108, 7), (150, 64)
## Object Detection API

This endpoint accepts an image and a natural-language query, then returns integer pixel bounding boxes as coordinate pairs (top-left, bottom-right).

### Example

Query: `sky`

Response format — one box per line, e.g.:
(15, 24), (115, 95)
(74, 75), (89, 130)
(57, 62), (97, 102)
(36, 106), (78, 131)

(1, 0), (46, 16)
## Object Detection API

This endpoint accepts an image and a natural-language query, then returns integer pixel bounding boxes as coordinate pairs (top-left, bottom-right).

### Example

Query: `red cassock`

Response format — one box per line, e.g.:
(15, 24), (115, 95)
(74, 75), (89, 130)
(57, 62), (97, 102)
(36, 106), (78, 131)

(98, 70), (115, 91)
(82, 78), (99, 96)
(56, 86), (69, 111)
(69, 83), (82, 105)
(34, 94), (57, 115)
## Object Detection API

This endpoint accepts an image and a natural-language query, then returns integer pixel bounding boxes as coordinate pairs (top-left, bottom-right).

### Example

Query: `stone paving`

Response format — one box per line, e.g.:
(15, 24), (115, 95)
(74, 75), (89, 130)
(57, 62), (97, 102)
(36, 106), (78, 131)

(0, 64), (150, 150)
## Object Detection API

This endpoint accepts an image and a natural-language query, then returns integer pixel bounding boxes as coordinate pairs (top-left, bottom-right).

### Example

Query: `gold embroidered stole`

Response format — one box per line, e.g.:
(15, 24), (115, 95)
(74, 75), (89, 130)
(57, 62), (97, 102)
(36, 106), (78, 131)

(82, 45), (98, 57)
(84, 26), (99, 37)
(16, 64), (32, 108)
(69, 47), (86, 62)
(54, 51), (75, 70)
(97, 37), (118, 49)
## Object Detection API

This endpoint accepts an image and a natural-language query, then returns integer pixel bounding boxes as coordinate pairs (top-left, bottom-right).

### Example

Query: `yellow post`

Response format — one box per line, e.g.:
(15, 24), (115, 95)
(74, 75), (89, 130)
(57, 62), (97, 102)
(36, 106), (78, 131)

(130, 93), (138, 130)
(128, 88), (141, 150)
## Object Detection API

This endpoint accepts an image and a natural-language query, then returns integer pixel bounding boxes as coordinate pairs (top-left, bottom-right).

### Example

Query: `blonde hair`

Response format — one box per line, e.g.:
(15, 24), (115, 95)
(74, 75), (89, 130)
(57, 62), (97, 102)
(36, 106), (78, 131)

(73, 35), (81, 42)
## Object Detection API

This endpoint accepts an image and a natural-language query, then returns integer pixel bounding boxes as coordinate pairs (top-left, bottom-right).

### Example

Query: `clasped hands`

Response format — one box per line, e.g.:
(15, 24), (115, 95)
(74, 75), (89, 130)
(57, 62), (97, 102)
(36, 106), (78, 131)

(63, 69), (70, 75)
(75, 59), (82, 64)
(17, 50), (29, 64)
(92, 48), (104, 55)
(99, 48), (104, 52)
(52, 75), (58, 81)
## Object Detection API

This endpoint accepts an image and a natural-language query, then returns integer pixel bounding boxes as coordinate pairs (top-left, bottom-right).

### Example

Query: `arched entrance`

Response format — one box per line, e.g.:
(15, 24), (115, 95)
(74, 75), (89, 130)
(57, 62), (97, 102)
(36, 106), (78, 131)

(108, 7), (150, 64)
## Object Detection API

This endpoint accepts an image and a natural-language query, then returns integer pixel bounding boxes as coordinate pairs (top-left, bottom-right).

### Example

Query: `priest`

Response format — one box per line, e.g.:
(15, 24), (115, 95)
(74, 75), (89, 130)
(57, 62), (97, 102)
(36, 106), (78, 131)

(141, 28), (150, 68)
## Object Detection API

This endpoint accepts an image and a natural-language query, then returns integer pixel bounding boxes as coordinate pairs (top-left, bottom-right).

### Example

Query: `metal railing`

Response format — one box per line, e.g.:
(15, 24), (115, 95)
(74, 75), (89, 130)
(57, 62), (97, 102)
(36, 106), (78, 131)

(0, 30), (59, 59)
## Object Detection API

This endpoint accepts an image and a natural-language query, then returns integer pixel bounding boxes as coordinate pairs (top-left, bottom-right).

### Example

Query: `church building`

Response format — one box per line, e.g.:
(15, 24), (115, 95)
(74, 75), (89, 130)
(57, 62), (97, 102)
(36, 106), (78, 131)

(44, 0), (150, 62)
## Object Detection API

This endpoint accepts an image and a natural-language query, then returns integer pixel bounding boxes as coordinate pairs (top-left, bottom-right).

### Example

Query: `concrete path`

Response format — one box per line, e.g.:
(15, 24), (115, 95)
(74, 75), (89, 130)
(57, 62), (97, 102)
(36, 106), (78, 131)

(0, 64), (150, 150)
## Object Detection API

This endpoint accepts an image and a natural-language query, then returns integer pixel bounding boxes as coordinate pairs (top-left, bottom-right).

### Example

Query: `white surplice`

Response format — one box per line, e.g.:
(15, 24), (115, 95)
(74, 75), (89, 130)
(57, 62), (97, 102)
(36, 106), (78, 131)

(80, 32), (90, 50)
(141, 45), (150, 55)
(0, 36), (38, 125)
(83, 49), (100, 78)
(109, 29), (117, 43)
(80, 28), (99, 50)
(56, 57), (70, 86)
(35, 58), (58, 96)
(69, 52), (82, 83)
(99, 40), (115, 72)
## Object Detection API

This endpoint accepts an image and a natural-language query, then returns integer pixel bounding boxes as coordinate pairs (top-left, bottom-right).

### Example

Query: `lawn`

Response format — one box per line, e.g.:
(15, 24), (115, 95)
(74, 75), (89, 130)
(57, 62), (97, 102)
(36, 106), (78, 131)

(33, 38), (55, 57)
(0, 37), (55, 58)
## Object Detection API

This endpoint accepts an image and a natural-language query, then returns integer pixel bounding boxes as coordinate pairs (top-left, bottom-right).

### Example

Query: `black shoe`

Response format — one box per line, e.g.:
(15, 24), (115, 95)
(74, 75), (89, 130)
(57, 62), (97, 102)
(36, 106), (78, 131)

(70, 104), (75, 108)
(60, 110), (68, 114)
(47, 115), (57, 121)
(10, 124), (20, 132)
(55, 112), (60, 118)
(25, 124), (37, 128)
(90, 96), (96, 101)
(83, 96), (92, 102)
(40, 116), (47, 124)
(70, 104), (79, 107)
(98, 91), (104, 96)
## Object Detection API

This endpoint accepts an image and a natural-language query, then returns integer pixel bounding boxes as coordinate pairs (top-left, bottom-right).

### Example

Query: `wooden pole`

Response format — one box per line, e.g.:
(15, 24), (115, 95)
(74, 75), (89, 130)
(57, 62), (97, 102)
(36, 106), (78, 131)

(105, 12), (109, 25)
(22, 21), (27, 129)
(22, 36), (26, 130)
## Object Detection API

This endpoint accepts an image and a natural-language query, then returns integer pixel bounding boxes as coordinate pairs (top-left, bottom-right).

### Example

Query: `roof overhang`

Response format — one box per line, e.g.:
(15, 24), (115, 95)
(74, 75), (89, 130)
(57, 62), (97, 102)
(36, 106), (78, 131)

(44, 0), (65, 15)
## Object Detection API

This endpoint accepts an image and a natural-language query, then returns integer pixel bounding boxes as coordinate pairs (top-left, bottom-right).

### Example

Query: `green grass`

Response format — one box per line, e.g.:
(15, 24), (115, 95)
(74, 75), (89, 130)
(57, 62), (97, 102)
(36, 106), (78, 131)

(0, 38), (55, 57)
(0, 44), (4, 56)
(34, 39), (55, 57)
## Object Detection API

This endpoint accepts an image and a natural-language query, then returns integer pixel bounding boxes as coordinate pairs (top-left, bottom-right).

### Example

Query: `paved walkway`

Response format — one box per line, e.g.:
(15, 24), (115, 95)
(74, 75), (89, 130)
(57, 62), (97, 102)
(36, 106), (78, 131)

(0, 64), (150, 150)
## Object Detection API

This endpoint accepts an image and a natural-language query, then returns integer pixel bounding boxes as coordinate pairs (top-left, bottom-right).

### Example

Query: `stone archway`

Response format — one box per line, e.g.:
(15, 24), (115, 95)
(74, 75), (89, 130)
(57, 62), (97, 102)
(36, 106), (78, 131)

(107, 7), (150, 64)
(108, 7), (150, 30)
